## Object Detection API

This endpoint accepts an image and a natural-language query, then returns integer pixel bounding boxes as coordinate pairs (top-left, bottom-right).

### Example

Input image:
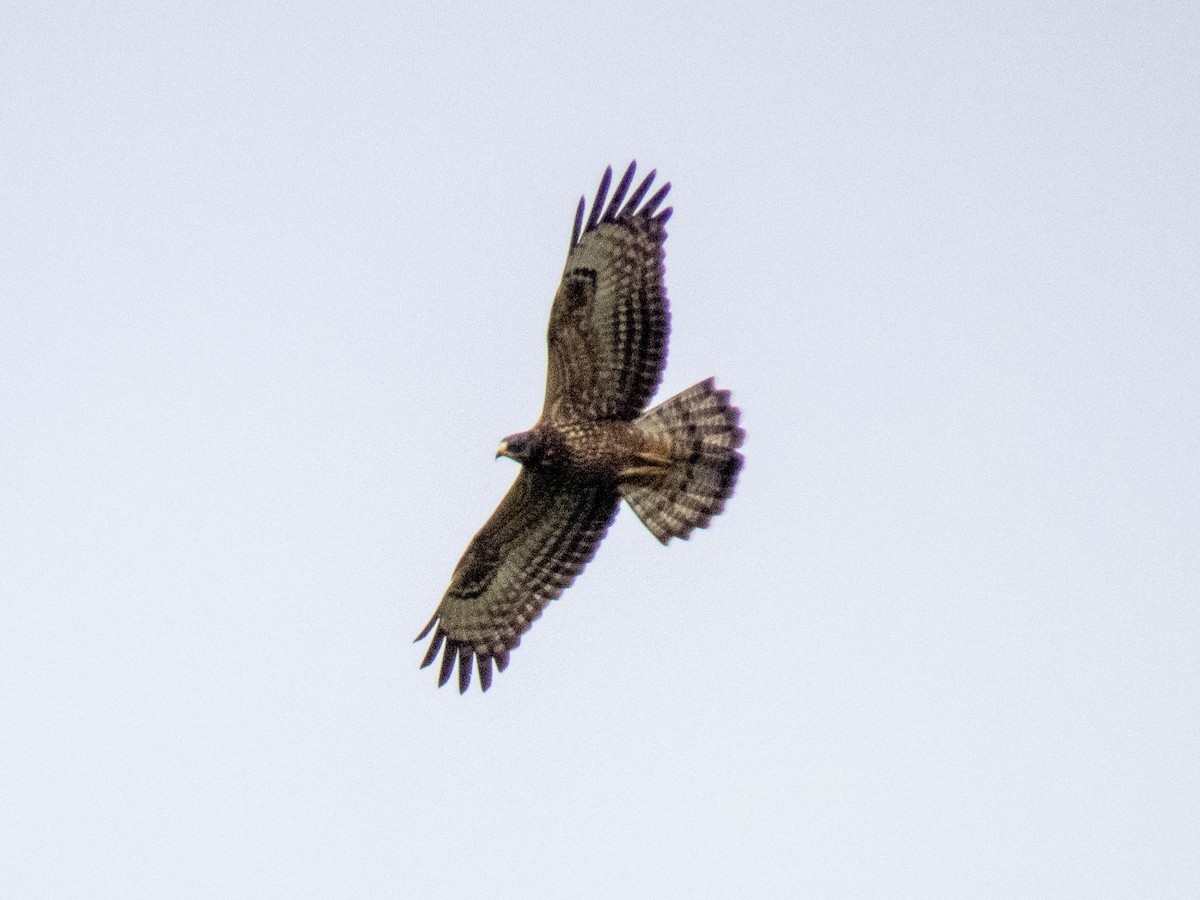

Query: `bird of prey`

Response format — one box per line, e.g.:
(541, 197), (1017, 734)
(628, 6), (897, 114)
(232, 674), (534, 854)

(417, 162), (744, 693)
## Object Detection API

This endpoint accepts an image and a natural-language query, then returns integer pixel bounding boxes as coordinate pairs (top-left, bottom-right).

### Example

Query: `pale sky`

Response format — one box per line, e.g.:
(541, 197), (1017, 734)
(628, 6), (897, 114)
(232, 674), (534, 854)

(3, 3), (1198, 897)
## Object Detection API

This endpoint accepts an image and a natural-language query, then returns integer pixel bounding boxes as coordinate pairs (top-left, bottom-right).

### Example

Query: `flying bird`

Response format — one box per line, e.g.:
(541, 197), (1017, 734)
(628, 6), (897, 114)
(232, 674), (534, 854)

(417, 162), (744, 692)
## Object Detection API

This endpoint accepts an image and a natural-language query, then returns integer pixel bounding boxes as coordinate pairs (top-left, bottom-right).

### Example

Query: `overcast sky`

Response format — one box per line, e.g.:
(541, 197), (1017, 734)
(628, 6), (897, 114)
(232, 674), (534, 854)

(3, 2), (1198, 897)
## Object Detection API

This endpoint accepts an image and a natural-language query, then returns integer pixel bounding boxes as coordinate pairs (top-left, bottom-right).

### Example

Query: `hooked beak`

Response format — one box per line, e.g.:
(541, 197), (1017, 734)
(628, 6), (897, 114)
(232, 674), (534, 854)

(496, 440), (508, 459)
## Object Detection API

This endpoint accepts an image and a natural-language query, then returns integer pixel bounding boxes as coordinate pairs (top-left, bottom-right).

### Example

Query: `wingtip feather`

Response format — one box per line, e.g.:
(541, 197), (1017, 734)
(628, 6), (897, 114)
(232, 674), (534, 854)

(622, 169), (657, 217)
(457, 646), (473, 694)
(602, 161), (637, 223)
(478, 655), (494, 692)
(570, 196), (584, 250)
(643, 182), (672, 217)
(584, 166), (612, 234)
(420, 629), (445, 669)
(437, 641), (456, 687)
(415, 612), (438, 642)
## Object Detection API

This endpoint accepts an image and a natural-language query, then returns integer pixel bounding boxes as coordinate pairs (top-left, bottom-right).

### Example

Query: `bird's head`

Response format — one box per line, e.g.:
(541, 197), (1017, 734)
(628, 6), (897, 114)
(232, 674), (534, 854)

(496, 430), (542, 465)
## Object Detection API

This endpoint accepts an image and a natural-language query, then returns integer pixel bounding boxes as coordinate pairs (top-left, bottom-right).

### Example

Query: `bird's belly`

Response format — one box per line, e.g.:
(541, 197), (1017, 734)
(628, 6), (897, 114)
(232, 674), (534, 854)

(548, 421), (646, 482)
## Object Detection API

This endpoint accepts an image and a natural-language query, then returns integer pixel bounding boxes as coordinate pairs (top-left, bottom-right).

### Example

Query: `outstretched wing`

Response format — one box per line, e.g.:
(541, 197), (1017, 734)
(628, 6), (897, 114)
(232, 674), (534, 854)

(416, 470), (620, 693)
(542, 161), (672, 422)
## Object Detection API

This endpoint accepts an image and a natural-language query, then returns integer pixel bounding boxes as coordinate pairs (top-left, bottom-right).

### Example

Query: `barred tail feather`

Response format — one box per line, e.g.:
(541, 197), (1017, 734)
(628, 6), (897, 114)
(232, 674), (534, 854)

(621, 378), (745, 543)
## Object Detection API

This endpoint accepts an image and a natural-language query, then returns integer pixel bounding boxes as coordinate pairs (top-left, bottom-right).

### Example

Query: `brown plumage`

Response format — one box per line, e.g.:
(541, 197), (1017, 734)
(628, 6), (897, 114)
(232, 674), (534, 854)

(417, 162), (744, 693)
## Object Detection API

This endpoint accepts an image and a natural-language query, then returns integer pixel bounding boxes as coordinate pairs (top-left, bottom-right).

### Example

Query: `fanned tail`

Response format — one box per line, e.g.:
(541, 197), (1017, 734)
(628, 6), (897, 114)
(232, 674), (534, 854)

(620, 378), (744, 543)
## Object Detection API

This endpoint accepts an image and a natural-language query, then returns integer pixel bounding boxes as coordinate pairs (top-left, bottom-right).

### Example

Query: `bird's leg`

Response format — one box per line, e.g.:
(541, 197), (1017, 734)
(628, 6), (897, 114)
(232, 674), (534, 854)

(619, 447), (673, 482)
(620, 466), (665, 480)
(634, 448), (673, 467)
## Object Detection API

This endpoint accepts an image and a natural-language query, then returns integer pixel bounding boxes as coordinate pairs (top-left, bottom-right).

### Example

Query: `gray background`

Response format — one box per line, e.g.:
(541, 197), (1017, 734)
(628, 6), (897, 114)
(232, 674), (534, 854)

(3, 2), (1197, 897)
